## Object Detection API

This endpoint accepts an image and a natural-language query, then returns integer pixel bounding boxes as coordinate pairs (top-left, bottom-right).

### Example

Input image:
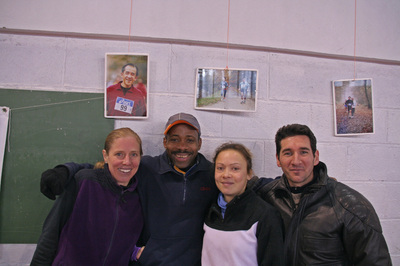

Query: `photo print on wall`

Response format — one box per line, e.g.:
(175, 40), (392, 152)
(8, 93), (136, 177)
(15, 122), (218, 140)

(105, 53), (149, 119)
(195, 67), (258, 112)
(332, 78), (374, 136)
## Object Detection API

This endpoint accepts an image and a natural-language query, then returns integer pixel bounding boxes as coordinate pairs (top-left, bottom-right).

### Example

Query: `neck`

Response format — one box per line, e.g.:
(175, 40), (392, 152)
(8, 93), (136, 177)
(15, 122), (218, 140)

(121, 84), (131, 89)
(287, 176), (316, 194)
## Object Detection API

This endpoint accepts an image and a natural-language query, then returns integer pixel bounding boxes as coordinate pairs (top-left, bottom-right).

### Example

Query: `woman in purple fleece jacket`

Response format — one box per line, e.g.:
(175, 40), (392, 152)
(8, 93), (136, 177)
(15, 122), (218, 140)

(31, 128), (144, 266)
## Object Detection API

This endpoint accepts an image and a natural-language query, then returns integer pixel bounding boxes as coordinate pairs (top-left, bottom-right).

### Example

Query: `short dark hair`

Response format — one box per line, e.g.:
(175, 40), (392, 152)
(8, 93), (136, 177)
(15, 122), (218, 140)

(121, 63), (139, 76)
(213, 142), (253, 174)
(275, 124), (317, 158)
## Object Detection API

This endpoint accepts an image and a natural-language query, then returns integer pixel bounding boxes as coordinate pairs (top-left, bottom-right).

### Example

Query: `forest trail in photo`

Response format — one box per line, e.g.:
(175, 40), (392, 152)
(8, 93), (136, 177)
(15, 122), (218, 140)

(205, 87), (255, 111)
(336, 104), (374, 134)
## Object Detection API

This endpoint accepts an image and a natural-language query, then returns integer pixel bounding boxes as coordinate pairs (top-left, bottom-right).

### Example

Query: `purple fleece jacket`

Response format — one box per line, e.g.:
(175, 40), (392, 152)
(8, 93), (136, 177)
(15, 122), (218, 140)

(31, 164), (143, 265)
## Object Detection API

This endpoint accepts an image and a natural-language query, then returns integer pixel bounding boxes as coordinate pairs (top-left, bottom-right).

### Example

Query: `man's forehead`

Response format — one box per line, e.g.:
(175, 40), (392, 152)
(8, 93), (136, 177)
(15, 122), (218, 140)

(124, 66), (136, 72)
(281, 146), (311, 151)
(169, 133), (197, 138)
(281, 135), (311, 147)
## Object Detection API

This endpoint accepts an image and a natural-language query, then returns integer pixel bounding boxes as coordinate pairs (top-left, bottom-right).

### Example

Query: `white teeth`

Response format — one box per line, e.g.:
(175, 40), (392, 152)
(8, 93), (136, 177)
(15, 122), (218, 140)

(176, 154), (189, 158)
(119, 169), (131, 173)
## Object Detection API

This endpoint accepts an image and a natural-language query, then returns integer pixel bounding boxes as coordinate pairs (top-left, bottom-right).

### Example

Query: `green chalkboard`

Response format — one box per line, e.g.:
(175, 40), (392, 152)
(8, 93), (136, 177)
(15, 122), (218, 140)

(0, 89), (114, 243)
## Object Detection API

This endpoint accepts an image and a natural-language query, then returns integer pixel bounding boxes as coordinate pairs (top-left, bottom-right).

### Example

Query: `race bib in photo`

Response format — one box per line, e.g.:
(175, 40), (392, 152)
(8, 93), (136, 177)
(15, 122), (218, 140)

(114, 97), (134, 114)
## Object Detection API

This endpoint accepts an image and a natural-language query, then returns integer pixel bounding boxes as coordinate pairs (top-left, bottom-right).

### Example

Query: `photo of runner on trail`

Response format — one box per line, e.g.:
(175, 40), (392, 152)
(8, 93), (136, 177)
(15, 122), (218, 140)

(333, 79), (374, 136)
(195, 68), (258, 112)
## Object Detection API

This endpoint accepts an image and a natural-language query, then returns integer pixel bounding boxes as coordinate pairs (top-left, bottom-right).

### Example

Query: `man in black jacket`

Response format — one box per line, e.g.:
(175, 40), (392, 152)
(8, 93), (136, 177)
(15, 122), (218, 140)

(254, 124), (392, 265)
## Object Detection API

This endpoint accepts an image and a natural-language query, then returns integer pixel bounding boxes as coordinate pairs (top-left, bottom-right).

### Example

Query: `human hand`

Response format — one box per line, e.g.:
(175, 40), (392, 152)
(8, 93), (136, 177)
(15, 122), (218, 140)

(40, 166), (69, 200)
(136, 246), (145, 260)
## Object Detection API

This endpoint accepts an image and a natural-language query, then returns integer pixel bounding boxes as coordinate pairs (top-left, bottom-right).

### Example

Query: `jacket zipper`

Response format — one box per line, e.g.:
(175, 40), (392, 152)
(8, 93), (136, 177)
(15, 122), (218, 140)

(183, 173), (187, 203)
(292, 194), (310, 266)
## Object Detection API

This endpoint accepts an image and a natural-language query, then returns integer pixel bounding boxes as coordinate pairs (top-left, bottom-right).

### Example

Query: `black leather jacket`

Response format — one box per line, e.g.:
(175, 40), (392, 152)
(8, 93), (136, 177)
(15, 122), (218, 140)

(255, 162), (392, 266)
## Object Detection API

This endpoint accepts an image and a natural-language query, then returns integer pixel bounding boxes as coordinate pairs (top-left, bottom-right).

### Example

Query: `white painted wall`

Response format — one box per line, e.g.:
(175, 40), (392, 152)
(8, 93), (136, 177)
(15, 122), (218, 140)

(1, 0), (399, 61)
(0, 0), (399, 265)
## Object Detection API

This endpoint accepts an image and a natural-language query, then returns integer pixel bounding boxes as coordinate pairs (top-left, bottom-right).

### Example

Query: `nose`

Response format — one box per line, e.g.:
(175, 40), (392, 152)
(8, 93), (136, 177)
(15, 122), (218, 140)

(123, 155), (131, 165)
(177, 140), (188, 150)
(292, 153), (301, 164)
(221, 168), (230, 178)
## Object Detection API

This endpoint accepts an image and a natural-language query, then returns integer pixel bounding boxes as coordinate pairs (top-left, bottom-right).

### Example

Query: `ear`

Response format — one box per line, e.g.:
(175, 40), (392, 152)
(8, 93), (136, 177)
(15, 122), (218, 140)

(198, 137), (202, 150)
(246, 170), (253, 181)
(163, 137), (167, 149)
(102, 149), (108, 163)
(276, 154), (282, 167)
(314, 150), (320, 166)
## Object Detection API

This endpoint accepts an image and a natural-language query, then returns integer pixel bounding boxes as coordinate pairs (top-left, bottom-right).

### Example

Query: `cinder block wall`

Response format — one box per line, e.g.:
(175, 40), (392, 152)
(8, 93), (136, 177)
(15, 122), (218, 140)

(1, 33), (399, 265)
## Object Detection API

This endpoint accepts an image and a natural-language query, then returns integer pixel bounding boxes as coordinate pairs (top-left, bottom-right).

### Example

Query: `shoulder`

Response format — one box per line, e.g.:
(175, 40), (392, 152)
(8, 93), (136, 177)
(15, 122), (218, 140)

(330, 180), (382, 232)
(141, 154), (161, 164)
(74, 168), (96, 178)
(140, 153), (172, 175)
(252, 191), (277, 211)
(243, 190), (278, 215)
(74, 168), (103, 183)
(247, 191), (282, 225)
(106, 82), (120, 92)
(132, 87), (145, 98)
(253, 177), (282, 198)
(197, 153), (212, 167)
(139, 155), (161, 175)
(248, 176), (275, 191)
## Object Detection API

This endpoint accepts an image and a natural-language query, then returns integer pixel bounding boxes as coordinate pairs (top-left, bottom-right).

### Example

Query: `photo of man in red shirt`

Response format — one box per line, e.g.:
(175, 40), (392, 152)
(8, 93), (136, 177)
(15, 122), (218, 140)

(106, 63), (146, 117)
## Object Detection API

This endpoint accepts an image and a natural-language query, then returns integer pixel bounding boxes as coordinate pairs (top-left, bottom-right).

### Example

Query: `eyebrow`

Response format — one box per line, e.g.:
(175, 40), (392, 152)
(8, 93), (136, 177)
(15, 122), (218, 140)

(124, 70), (136, 74)
(281, 147), (310, 153)
(114, 150), (140, 153)
(216, 162), (241, 166)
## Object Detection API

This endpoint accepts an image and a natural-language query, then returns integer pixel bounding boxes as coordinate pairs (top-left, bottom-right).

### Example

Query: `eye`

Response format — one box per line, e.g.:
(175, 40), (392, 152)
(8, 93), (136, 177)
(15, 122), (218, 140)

(216, 166), (224, 171)
(186, 138), (195, 143)
(130, 152), (139, 158)
(115, 152), (124, 159)
(169, 138), (179, 143)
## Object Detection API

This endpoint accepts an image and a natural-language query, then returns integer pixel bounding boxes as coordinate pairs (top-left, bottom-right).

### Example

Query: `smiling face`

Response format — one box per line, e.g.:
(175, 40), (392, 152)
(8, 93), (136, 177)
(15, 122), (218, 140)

(276, 135), (319, 187)
(215, 149), (251, 203)
(163, 124), (202, 170)
(121, 65), (137, 88)
(103, 136), (141, 186)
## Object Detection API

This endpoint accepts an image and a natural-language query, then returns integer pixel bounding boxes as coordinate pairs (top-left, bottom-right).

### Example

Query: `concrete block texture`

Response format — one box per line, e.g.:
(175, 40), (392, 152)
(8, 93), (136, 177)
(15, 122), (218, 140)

(0, 34), (65, 89)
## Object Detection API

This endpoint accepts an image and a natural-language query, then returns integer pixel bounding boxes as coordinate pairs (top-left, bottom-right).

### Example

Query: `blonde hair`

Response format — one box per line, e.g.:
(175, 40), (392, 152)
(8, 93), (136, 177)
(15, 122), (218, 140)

(94, 127), (142, 169)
